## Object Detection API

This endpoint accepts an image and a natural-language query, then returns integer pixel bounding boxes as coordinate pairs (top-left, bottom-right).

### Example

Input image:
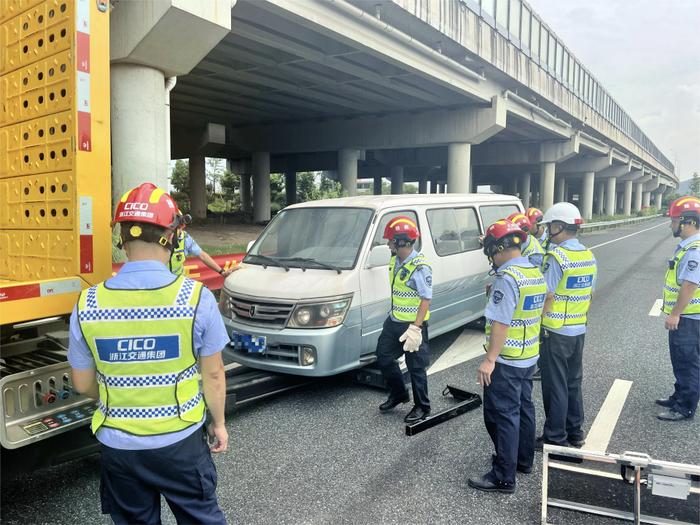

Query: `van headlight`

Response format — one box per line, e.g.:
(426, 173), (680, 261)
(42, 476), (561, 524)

(219, 291), (233, 318)
(287, 296), (352, 328)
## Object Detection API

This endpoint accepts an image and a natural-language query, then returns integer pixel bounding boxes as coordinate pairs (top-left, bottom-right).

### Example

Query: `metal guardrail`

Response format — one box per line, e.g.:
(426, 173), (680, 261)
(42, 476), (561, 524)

(581, 214), (662, 232)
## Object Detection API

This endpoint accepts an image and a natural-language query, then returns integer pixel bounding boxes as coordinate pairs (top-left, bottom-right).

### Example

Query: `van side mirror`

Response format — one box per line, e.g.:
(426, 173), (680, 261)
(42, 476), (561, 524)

(366, 244), (391, 268)
(246, 240), (255, 253)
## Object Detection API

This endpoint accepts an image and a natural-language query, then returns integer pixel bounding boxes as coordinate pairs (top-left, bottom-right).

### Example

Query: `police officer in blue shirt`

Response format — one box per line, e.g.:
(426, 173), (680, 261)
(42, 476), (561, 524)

(468, 220), (546, 494)
(169, 220), (237, 278)
(538, 203), (597, 449)
(68, 184), (228, 524)
(658, 196), (700, 421)
(377, 216), (433, 424)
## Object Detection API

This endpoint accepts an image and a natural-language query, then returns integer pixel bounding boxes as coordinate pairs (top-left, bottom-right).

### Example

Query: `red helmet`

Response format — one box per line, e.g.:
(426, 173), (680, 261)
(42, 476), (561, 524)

(669, 196), (700, 219)
(482, 220), (527, 257)
(506, 212), (532, 233)
(526, 207), (543, 224)
(383, 216), (420, 243)
(114, 183), (181, 230)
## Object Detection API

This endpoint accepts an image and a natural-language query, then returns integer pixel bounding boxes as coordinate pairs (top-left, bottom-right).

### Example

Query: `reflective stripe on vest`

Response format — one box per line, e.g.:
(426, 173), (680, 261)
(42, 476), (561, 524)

(389, 254), (431, 323)
(485, 265), (546, 360)
(542, 246), (596, 329)
(662, 241), (700, 314)
(78, 275), (205, 436)
(169, 230), (186, 275)
(522, 235), (545, 267)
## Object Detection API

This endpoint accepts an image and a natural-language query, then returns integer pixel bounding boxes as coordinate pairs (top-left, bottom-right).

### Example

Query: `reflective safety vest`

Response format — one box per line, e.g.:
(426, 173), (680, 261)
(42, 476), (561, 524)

(389, 254), (431, 323)
(77, 275), (206, 436)
(662, 240), (700, 315)
(169, 230), (186, 275)
(542, 246), (596, 329)
(522, 235), (545, 267)
(486, 265), (546, 360)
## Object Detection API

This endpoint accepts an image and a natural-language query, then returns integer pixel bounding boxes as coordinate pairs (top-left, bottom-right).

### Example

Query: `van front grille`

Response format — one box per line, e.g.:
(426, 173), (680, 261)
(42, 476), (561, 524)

(229, 294), (295, 328)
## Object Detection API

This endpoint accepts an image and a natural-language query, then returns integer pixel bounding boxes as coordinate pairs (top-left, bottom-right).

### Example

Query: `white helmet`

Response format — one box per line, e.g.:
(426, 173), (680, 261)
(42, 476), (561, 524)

(542, 202), (583, 226)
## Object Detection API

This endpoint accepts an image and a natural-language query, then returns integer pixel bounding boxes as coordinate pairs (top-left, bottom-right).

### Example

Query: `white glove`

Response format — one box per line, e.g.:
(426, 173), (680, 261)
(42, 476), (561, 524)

(399, 324), (422, 353)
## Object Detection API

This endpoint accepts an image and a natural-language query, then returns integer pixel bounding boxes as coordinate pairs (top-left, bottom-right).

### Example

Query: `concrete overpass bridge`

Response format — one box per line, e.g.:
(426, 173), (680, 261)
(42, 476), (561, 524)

(109, 0), (677, 222)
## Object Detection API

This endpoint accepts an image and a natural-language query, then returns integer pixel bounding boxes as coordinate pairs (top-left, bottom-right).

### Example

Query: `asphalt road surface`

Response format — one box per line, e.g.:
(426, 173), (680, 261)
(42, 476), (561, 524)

(2, 217), (699, 525)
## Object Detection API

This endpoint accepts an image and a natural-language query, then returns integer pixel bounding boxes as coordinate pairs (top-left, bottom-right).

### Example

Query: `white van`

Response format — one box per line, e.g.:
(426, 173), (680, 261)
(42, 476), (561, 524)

(220, 194), (523, 376)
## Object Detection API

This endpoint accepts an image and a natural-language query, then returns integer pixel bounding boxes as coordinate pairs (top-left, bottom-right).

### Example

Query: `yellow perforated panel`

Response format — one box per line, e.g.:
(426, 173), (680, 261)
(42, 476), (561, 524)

(1, 0), (72, 74)
(0, 0), (111, 323)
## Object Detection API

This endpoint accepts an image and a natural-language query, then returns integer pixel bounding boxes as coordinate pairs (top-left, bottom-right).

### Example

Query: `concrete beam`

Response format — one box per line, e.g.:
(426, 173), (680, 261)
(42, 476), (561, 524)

(619, 168), (646, 183)
(540, 134), (581, 164)
(371, 147), (444, 167)
(229, 96), (507, 153)
(557, 150), (612, 174)
(595, 160), (631, 180)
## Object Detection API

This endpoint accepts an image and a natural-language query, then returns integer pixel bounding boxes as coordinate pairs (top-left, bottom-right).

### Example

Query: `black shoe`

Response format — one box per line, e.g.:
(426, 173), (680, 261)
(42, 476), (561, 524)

(467, 475), (515, 494)
(404, 405), (430, 423)
(657, 409), (690, 421)
(532, 368), (542, 381)
(379, 393), (409, 412)
(655, 398), (674, 408)
(568, 437), (585, 448)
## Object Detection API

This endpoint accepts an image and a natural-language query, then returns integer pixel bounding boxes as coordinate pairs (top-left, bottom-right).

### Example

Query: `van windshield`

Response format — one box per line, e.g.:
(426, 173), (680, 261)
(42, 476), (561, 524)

(245, 207), (374, 271)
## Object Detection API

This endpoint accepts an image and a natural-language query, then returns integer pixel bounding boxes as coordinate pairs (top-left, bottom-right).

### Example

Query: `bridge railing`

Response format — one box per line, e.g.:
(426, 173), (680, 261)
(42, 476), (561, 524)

(581, 214), (663, 232)
(460, 0), (673, 173)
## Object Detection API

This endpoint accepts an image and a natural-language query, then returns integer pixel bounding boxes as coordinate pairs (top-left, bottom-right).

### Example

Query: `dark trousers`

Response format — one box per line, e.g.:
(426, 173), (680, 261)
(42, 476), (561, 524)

(483, 362), (536, 485)
(668, 316), (700, 418)
(540, 330), (585, 445)
(376, 317), (430, 410)
(100, 427), (226, 525)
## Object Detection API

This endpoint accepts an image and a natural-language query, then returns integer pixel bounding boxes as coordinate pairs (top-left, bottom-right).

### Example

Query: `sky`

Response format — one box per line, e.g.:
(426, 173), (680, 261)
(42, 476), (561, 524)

(527, 0), (700, 180)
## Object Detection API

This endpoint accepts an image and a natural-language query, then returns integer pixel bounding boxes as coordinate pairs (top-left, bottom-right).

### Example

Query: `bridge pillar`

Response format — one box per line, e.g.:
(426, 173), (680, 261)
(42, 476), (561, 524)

(540, 162), (556, 211)
(595, 181), (605, 215)
(253, 152), (271, 223)
(188, 155), (207, 221)
(338, 149), (359, 196)
(642, 191), (651, 209)
(655, 191), (663, 210)
(555, 176), (566, 203)
(623, 180), (633, 216)
(447, 143), (471, 193)
(581, 172), (595, 220)
(285, 170), (297, 206)
(508, 177), (518, 196)
(634, 182), (643, 212)
(521, 173), (531, 209)
(240, 173), (252, 214)
(418, 175), (428, 194)
(373, 177), (383, 195)
(605, 177), (617, 216)
(390, 166), (404, 194)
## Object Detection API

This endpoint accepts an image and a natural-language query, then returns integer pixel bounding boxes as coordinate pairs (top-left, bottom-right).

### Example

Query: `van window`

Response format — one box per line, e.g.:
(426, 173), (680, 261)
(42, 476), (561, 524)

(372, 211), (422, 252)
(479, 204), (520, 229)
(247, 207), (373, 270)
(427, 207), (481, 256)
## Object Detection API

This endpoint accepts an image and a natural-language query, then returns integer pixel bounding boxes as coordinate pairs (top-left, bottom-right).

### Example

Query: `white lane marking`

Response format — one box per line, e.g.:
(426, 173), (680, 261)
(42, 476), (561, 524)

(427, 328), (484, 376)
(588, 221), (667, 251)
(584, 379), (633, 452)
(224, 362), (242, 372)
(648, 299), (663, 317)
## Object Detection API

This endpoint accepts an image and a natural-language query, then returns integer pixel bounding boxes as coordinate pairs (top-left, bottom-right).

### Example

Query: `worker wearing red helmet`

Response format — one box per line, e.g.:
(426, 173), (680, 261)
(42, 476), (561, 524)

(526, 207), (546, 244)
(657, 196), (700, 421)
(376, 215), (433, 424)
(468, 220), (546, 494)
(68, 183), (228, 524)
(507, 212), (545, 268)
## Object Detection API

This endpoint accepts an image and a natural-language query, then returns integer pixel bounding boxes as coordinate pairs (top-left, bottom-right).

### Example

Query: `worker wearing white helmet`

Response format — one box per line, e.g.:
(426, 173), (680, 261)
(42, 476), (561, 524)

(537, 202), (597, 450)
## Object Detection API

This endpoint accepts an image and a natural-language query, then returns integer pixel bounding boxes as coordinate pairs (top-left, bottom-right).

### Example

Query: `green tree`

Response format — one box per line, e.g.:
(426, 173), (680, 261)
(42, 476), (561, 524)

(297, 172), (319, 202)
(170, 159), (190, 212)
(206, 158), (225, 196)
(690, 172), (700, 197)
(220, 170), (239, 211)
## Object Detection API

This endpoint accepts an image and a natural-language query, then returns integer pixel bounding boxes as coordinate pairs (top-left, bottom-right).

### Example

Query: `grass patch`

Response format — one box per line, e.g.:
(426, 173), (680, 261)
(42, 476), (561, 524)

(199, 243), (247, 256)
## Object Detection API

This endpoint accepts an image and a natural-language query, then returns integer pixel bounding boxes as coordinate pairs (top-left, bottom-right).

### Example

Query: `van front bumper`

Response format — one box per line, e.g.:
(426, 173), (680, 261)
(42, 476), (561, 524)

(222, 316), (362, 377)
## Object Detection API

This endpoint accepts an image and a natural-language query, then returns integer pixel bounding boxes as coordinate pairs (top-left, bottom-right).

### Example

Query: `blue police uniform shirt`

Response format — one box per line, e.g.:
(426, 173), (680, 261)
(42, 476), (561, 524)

(183, 231), (202, 257)
(522, 236), (544, 268)
(543, 238), (597, 336)
(389, 249), (432, 322)
(68, 260), (230, 450)
(484, 256), (539, 368)
(674, 232), (700, 320)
